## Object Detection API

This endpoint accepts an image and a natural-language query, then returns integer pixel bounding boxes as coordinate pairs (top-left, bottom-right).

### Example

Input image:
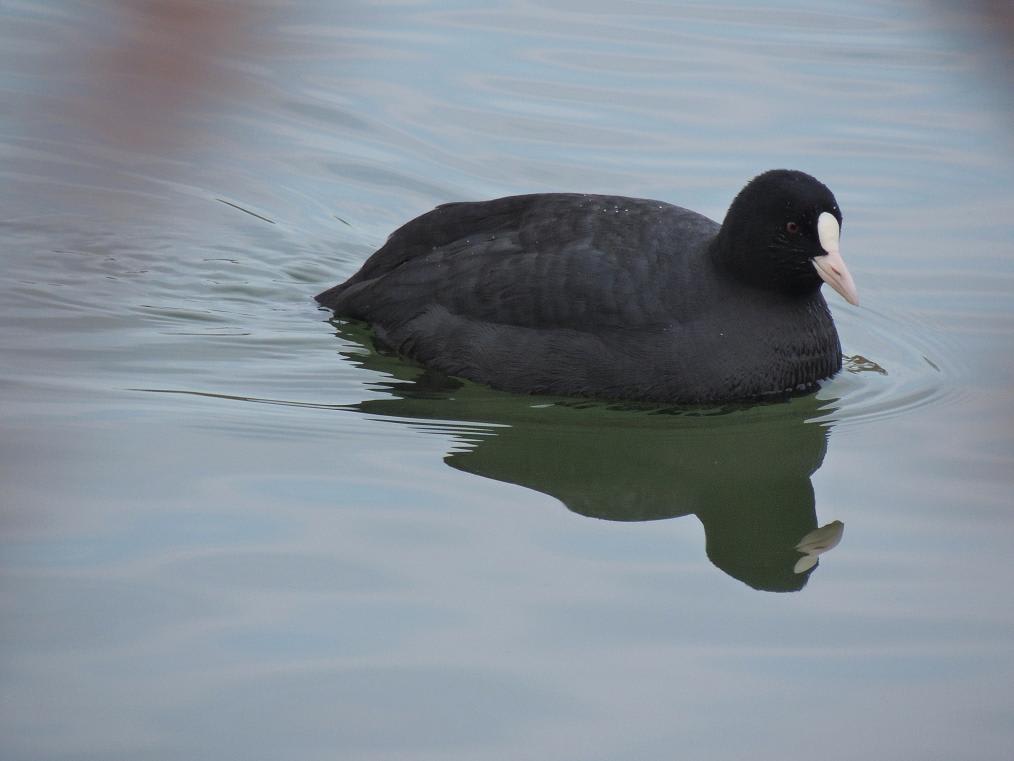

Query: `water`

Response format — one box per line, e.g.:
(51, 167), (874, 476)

(3, 1), (1013, 759)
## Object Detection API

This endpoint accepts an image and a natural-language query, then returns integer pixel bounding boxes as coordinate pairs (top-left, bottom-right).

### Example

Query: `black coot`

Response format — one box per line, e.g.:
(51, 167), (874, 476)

(316, 169), (859, 403)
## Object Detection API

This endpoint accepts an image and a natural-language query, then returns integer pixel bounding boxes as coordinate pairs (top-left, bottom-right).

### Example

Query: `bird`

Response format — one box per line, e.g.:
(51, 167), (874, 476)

(316, 169), (859, 404)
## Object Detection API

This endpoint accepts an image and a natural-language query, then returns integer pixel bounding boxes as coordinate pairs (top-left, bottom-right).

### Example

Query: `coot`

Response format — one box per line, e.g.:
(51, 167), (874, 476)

(317, 169), (859, 403)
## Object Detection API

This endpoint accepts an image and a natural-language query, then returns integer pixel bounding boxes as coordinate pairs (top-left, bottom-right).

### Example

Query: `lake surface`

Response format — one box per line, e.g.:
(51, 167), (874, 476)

(3, 1), (1013, 759)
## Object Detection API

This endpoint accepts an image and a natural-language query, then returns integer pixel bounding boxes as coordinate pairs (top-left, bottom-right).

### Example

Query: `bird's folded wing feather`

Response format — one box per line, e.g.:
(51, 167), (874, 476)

(324, 193), (719, 333)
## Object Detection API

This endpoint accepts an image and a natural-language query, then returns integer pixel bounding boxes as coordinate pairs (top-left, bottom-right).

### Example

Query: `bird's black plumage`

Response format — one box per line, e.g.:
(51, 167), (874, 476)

(316, 170), (853, 403)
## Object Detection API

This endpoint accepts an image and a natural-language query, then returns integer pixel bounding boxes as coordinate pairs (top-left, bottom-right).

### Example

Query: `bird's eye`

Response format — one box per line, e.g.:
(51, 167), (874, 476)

(786, 221), (800, 234)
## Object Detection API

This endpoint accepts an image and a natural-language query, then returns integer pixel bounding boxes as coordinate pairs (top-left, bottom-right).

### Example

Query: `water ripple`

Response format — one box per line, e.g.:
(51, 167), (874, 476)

(815, 302), (964, 427)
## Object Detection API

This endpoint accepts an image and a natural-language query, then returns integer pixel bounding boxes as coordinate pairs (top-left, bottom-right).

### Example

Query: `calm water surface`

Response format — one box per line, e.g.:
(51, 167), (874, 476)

(3, 1), (1014, 759)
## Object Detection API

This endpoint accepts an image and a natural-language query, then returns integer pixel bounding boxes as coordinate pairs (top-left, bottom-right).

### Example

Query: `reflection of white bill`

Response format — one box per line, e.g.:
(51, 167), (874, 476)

(794, 520), (845, 574)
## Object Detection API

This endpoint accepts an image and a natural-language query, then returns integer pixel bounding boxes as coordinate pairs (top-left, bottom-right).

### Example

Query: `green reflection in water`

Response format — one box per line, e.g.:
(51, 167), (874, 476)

(331, 319), (845, 593)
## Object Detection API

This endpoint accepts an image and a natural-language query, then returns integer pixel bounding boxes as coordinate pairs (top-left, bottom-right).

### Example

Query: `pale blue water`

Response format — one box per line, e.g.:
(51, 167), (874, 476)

(2, 1), (1014, 759)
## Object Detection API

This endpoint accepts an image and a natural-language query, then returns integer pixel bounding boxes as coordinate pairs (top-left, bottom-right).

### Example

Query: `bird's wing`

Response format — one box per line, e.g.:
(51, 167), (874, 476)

(321, 193), (719, 333)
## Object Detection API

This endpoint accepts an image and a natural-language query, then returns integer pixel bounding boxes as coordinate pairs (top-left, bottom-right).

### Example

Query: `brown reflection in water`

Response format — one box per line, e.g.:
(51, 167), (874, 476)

(935, 0), (1014, 130)
(69, 1), (273, 153)
(976, 1), (1014, 57)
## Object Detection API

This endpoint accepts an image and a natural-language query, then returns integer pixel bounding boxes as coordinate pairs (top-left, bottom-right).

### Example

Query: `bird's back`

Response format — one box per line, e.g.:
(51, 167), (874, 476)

(317, 193), (719, 329)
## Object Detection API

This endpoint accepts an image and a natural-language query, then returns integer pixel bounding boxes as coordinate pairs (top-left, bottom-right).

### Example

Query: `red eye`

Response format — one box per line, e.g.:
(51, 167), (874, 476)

(786, 221), (800, 234)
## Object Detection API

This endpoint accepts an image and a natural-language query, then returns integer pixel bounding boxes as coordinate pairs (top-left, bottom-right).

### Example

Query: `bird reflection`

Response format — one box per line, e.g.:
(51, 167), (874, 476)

(331, 320), (845, 592)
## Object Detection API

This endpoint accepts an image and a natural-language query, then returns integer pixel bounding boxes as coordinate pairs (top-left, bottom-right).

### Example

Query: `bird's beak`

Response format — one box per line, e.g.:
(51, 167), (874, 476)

(813, 211), (859, 306)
